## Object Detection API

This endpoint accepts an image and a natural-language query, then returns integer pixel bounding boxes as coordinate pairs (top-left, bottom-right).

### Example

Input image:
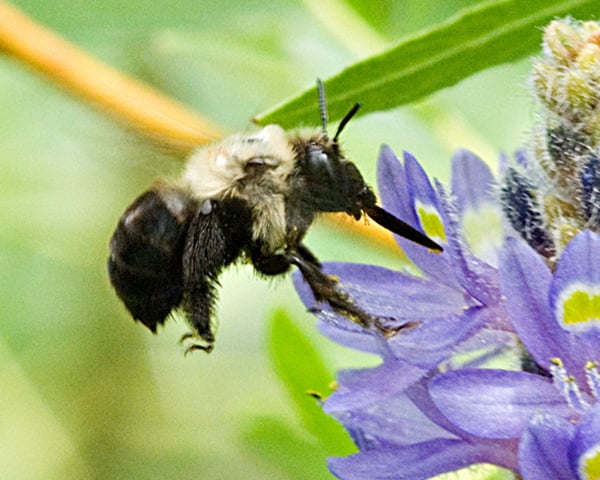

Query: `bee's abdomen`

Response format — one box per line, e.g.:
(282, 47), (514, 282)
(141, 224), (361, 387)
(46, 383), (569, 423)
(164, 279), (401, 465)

(108, 186), (197, 332)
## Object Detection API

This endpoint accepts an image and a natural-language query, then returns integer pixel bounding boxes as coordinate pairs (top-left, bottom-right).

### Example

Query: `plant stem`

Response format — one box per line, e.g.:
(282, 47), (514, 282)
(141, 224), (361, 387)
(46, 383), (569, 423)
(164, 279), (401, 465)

(0, 1), (223, 151)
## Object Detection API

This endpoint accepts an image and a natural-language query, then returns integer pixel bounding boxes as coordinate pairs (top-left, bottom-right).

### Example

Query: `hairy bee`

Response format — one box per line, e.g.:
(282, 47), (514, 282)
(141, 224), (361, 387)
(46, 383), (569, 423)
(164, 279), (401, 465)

(108, 80), (442, 352)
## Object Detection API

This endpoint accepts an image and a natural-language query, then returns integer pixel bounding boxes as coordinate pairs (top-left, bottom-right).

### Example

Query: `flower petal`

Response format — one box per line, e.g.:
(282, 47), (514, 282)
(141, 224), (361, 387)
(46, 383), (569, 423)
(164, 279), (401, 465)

(499, 236), (564, 369)
(377, 145), (416, 229)
(570, 402), (600, 480)
(293, 262), (468, 325)
(449, 326), (518, 369)
(317, 320), (379, 355)
(429, 369), (573, 438)
(450, 149), (503, 266)
(295, 261), (485, 368)
(435, 181), (500, 306)
(518, 413), (576, 480)
(324, 360), (427, 414)
(404, 151), (442, 228)
(377, 147), (460, 290)
(331, 390), (456, 450)
(385, 307), (484, 368)
(502, 234), (600, 382)
(451, 149), (497, 214)
(549, 231), (600, 362)
(327, 439), (518, 480)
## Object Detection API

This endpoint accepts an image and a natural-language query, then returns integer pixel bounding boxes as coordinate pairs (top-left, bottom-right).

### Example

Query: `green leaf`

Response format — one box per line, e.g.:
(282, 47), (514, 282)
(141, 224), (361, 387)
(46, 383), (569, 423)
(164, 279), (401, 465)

(267, 309), (355, 456)
(255, 0), (600, 128)
(242, 416), (336, 480)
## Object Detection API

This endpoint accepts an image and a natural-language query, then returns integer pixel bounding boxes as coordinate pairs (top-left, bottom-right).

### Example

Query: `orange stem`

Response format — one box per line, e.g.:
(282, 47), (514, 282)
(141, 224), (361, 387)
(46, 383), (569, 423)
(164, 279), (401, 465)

(328, 213), (404, 257)
(0, 2), (222, 151)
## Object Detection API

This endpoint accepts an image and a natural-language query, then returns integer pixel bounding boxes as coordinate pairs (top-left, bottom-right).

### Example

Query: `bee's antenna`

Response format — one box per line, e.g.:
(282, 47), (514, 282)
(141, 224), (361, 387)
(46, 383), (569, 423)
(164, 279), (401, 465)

(317, 79), (362, 142)
(316, 78), (329, 139)
(333, 102), (361, 142)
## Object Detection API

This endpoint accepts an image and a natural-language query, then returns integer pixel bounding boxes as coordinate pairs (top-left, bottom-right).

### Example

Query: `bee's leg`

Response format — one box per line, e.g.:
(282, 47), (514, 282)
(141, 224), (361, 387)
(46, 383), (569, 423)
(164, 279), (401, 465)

(181, 198), (252, 353)
(249, 243), (376, 324)
(180, 279), (217, 353)
(285, 247), (378, 329)
(180, 211), (222, 353)
(296, 243), (321, 268)
(251, 251), (292, 276)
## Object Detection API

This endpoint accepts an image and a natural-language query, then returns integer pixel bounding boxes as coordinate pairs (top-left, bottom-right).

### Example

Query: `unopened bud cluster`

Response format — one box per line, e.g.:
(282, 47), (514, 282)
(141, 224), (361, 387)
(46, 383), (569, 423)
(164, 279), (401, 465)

(501, 19), (600, 264)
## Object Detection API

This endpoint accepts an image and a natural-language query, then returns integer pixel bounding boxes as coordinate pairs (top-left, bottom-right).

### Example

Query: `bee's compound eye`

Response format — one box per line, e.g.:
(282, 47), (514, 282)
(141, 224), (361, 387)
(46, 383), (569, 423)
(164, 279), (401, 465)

(309, 149), (329, 165)
(306, 147), (334, 180)
(201, 199), (212, 215)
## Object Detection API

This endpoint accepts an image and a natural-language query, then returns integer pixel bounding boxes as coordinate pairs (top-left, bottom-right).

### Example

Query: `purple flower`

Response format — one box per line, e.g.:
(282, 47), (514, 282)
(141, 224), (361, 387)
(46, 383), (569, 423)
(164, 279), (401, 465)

(294, 148), (509, 390)
(429, 231), (600, 479)
(295, 147), (510, 364)
(287, 19), (600, 479)
(293, 147), (520, 478)
(326, 374), (520, 480)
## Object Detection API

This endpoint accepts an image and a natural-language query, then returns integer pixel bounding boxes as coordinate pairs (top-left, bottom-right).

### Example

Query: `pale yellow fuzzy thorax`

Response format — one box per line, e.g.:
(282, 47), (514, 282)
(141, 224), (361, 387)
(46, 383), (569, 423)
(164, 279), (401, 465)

(182, 125), (298, 252)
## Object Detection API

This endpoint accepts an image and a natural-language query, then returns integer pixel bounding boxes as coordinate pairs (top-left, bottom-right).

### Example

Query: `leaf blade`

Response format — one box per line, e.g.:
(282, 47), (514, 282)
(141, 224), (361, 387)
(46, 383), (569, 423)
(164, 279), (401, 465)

(256, 0), (599, 127)
(267, 309), (355, 456)
(241, 416), (336, 480)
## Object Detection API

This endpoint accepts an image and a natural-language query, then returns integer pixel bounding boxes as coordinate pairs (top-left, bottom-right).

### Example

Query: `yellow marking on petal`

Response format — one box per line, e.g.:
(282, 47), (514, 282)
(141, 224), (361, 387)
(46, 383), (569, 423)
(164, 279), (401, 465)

(580, 444), (600, 480)
(415, 201), (446, 244)
(462, 204), (503, 265)
(563, 291), (600, 323)
(557, 283), (600, 332)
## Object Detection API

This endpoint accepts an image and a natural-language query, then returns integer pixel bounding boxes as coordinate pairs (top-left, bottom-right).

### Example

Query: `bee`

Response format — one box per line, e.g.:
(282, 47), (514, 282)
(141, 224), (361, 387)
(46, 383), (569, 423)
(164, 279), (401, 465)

(108, 80), (442, 352)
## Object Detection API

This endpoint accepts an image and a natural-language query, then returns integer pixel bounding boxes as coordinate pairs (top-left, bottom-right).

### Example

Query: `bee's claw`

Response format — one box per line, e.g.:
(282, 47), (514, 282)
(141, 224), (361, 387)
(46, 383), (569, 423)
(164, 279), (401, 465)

(180, 332), (214, 354)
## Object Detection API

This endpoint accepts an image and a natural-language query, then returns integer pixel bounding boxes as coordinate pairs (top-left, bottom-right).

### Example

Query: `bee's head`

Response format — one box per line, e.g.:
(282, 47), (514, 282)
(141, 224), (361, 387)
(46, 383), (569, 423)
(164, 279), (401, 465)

(290, 80), (443, 252)
(289, 81), (374, 218)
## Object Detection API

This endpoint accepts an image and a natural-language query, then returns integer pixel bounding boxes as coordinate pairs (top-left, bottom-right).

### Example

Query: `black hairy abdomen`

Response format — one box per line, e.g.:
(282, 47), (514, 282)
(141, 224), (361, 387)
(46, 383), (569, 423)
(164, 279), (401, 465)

(108, 188), (254, 341)
(108, 188), (196, 332)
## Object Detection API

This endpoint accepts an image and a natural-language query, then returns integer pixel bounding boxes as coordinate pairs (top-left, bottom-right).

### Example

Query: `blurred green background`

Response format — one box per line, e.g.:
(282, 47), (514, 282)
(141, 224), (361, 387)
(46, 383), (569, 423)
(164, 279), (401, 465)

(0, 1), (532, 479)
